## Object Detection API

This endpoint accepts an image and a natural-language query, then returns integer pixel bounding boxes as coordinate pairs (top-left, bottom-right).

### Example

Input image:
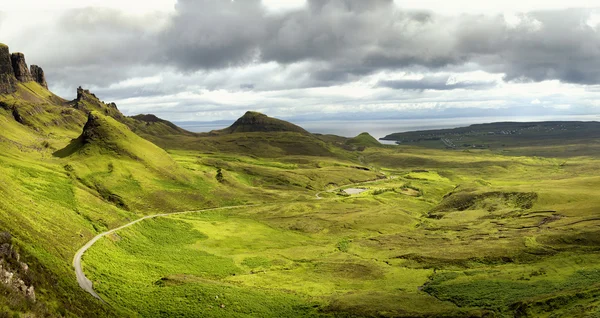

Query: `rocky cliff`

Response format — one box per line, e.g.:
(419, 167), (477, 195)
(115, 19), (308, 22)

(0, 43), (17, 94)
(73, 86), (123, 119)
(30, 65), (47, 89)
(0, 44), (50, 94)
(11, 53), (33, 82)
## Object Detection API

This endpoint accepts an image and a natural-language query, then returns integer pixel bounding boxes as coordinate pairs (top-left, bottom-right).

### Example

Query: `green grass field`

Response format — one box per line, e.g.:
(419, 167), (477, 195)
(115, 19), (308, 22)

(81, 147), (600, 317)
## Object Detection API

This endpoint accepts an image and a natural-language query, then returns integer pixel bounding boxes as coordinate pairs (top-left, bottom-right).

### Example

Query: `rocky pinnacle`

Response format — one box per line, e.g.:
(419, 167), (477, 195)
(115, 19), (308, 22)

(11, 53), (33, 83)
(0, 44), (17, 94)
(30, 65), (48, 89)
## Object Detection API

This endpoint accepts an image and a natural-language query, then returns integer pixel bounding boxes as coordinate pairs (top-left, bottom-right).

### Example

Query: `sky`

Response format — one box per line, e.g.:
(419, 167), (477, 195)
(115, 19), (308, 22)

(1, 0), (600, 122)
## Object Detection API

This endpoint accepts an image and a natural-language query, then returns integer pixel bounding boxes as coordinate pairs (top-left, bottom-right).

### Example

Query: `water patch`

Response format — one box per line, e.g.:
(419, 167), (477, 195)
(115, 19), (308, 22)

(343, 188), (367, 195)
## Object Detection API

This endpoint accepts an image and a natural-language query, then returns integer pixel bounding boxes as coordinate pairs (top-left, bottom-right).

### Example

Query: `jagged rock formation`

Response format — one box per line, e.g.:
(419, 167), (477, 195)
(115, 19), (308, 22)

(11, 53), (33, 82)
(73, 86), (123, 119)
(30, 65), (47, 89)
(76, 86), (96, 101)
(0, 44), (48, 94)
(0, 43), (17, 94)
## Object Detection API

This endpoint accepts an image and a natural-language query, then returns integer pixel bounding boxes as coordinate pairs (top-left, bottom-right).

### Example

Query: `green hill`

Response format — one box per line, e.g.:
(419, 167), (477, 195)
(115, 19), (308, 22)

(128, 114), (195, 137)
(54, 111), (178, 171)
(142, 111), (346, 158)
(215, 111), (309, 135)
(346, 132), (381, 147)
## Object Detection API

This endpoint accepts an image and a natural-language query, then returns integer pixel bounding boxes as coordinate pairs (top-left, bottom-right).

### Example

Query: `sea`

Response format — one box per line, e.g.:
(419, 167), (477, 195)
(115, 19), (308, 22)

(175, 115), (600, 145)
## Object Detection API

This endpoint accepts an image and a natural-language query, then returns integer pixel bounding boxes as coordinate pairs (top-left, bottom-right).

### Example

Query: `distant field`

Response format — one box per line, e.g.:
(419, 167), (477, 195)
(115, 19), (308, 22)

(381, 121), (600, 157)
(83, 148), (600, 317)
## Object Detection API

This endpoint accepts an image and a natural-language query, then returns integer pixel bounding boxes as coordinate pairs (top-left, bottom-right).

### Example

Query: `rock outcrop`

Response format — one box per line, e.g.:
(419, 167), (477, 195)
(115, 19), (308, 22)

(11, 53), (33, 83)
(0, 43), (17, 94)
(0, 232), (35, 302)
(73, 86), (123, 119)
(76, 86), (96, 101)
(0, 44), (49, 93)
(30, 65), (47, 89)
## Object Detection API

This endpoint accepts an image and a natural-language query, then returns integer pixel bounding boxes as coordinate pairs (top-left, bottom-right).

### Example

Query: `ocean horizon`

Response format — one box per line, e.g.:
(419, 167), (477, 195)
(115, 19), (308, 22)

(175, 114), (600, 142)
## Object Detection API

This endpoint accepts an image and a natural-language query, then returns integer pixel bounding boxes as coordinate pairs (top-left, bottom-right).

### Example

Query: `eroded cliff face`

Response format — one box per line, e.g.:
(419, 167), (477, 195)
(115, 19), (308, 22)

(0, 44), (17, 94)
(30, 65), (48, 89)
(11, 53), (33, 83)
(0, 44), (49, 94)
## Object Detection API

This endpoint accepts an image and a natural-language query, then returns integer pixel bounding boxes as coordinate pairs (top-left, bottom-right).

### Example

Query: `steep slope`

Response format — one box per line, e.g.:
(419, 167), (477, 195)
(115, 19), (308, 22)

(55, 111), (178, 173)
(68, 86), (197, 140)
(215, 111), (309, 135)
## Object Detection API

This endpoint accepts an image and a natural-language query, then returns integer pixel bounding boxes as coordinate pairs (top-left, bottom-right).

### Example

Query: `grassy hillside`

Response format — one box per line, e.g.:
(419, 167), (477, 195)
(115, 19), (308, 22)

(82, 146), (600, 317)
(0, 82), (385, 317)
(1, 67), (600, 317)
(215, 111), (309, 135)
(381, 121), (600, 157)
(54, 111), (178, 172)
(145, 128), (349, 159)
(127, 114), (196, 137)
(347, 132), (380, 146)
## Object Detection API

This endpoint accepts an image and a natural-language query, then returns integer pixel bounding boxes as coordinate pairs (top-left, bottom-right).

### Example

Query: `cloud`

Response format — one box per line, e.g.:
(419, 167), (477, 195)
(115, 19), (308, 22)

(2, 0), (600, 123)
(155, 1), (600, 85)
(377, 74), (497, 91)
(5, 1), (600, 91)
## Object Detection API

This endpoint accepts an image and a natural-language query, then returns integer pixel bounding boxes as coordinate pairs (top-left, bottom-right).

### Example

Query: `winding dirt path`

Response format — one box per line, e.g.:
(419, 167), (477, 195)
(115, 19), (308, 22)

(72, 204), (260, 301)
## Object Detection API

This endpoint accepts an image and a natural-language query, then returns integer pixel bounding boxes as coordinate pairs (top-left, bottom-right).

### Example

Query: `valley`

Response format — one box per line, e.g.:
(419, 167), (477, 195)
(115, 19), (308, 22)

(0, 43), (599, 318)
(78, 147), (600, 317)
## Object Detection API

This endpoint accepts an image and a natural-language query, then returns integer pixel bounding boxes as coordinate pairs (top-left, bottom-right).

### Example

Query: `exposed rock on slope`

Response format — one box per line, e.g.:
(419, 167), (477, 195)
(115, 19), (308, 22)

(0, 43), (17, 94)
(0, 232), (35, 303)
(30, 65), (47, 89)
(10, 53), (33, 82)
(72, 86), (123, 119)
(217, 111), (309, 134)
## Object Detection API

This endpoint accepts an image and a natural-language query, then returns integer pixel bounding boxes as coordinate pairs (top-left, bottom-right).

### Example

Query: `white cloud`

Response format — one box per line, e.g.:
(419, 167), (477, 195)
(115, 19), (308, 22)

(394, 0), (600, 15)
(2, 0), (599, 123)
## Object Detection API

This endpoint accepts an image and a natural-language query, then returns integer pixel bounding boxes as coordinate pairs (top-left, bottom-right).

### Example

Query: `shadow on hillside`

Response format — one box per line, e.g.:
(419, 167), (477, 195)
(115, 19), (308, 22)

(53, 137), (83, 158)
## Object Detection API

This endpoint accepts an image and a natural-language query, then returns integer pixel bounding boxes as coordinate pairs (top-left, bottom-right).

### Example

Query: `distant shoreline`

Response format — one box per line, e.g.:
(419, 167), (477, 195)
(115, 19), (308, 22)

(174, 115), (600, 141)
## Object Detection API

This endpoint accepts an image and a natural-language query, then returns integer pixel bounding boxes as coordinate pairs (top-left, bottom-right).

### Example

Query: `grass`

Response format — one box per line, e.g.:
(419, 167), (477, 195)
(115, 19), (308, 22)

(2, 82), (600, 317)
(80, 145), (600, 317)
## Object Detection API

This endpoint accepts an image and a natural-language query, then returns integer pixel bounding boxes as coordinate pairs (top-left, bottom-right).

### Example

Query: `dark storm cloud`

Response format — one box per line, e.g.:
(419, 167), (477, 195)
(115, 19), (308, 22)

(158, 0), (267, 69)
(378, 75), (496, 91)
(455, 9), (600, 84)
(157, 1), (600, 85)
(13, 0), (600, 93)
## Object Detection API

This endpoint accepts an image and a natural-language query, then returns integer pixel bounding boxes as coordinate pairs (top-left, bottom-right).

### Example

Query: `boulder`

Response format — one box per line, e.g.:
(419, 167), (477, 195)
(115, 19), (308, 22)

(30, 65), (48, 89)
(11, 52), (33, 82)
(0, 44), (17, 94)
